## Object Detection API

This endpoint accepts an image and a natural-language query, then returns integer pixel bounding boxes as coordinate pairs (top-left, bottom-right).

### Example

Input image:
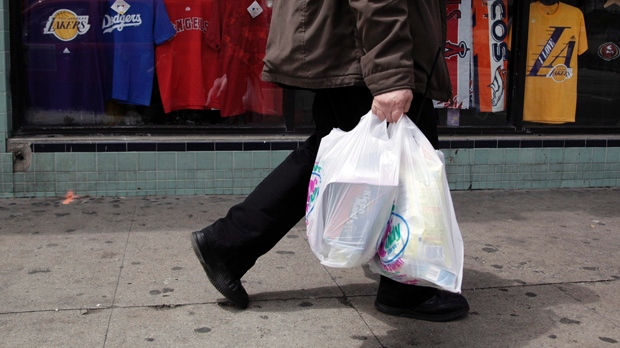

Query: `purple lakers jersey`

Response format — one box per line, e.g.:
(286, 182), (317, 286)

(24, 0), (109, 113)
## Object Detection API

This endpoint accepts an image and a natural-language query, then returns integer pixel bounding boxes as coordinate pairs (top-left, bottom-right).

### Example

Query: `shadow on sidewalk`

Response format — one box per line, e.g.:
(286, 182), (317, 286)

(241, 268), (602, 347)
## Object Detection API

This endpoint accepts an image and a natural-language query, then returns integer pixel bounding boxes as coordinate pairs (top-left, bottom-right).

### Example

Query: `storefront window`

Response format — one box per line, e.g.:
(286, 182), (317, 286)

(14, 0), (519, 133)
(17, 0), (291, 132)
(522, 0), (620, 128)
(13, 0), (619, 134)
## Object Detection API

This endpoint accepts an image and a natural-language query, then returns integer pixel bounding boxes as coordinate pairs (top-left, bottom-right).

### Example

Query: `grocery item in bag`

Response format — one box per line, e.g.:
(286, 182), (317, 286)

(369, 117), (464, 293)
(319, 182), (396, 266)
(306, 112), (404, 268)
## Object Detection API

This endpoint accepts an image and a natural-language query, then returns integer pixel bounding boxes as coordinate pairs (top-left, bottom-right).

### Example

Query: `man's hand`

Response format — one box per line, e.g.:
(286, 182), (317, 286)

(371, 89), (413, 123)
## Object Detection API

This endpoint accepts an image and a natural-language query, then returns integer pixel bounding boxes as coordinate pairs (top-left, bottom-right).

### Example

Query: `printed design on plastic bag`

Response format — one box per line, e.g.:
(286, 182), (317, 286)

(377, 208), (410, 267)
(305, 162), (322, 222)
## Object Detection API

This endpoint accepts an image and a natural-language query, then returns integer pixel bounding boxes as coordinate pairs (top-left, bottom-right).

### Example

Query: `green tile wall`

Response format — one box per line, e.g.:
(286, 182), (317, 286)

(4, 150), (293, 197)
(0, 152), (11, 197)
(1, 146), (619, 198)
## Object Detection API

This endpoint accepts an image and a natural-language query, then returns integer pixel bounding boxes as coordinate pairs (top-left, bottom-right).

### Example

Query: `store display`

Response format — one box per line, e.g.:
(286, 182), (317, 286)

(102, 0), (176, 106)
(523, 1), (588, 124)
(437, 0), (473, 110)
(582, 4), (620, 72)
(155, 0), (220, 113)
(23, 0), (109, 113)
(472, 0), (509, 113)
(18, 0), (619, 128)
(205, 0), (283, 117)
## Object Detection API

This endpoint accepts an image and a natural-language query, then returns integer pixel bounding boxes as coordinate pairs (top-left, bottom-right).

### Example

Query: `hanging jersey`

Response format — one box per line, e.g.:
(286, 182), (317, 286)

(437, 0), (472, 110)
(205, 0), (283, 117)
(582, 9), (620, 73)
(156, 0), (220, 113)
(102, 0), (176, 106)
(24, 0), (108, 113)
(523, 2), (587, 124)
(472, 0), (509, 113)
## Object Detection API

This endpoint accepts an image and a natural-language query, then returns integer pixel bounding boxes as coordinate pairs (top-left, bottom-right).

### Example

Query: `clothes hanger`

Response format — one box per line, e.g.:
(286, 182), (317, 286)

(604, 0), (620, 8)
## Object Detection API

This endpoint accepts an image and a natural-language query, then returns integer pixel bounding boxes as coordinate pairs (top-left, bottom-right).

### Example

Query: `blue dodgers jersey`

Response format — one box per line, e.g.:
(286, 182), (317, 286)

(24, 0), (109, 113)
(102, 0), (176, 106)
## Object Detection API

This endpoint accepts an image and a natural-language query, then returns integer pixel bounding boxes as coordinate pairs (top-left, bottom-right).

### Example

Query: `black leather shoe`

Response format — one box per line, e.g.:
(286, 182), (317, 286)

(375, 289), (469, 322)
(191, 230), (249, 309)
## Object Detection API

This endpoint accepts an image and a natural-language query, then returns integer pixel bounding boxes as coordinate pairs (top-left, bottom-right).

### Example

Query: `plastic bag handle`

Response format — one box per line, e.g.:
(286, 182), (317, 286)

(362, 112), (392, 141)
(386, 114), (408, 139)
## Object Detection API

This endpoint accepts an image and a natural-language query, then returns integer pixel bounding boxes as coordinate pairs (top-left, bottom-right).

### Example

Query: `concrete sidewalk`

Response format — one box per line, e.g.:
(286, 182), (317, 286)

(1, 189), (619, 347)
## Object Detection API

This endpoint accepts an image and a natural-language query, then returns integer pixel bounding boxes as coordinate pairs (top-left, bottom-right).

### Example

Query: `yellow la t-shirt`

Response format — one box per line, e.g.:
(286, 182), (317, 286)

(523, 2), (588, 124)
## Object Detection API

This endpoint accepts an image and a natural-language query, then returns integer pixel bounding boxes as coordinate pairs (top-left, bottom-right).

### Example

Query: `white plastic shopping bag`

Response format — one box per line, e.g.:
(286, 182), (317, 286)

(369, 116), (464, 293)
(305, 111), (404, 268)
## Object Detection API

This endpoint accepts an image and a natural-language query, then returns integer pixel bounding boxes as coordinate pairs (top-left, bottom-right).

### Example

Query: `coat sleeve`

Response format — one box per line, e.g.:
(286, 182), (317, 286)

(348, 0), (416, 96)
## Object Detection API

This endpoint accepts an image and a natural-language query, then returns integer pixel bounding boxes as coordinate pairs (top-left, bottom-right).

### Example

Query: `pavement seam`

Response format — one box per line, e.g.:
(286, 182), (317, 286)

(101, 202), (138, 348)
(1, 278), (617, 316)
(323, 272), (386, 347)
(462, 277), (618, 292)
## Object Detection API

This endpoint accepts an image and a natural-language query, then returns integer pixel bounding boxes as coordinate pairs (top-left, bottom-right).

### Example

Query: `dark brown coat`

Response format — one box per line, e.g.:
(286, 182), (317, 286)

(262, 0), (452, 102)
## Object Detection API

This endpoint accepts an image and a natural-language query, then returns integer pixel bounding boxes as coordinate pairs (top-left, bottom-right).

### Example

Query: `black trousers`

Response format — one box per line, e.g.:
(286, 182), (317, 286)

(203, 86), (439, 278)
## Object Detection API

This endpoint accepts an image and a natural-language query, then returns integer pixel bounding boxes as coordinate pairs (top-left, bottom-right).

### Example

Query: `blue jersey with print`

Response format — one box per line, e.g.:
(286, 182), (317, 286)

(102, 0), (176, 106)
